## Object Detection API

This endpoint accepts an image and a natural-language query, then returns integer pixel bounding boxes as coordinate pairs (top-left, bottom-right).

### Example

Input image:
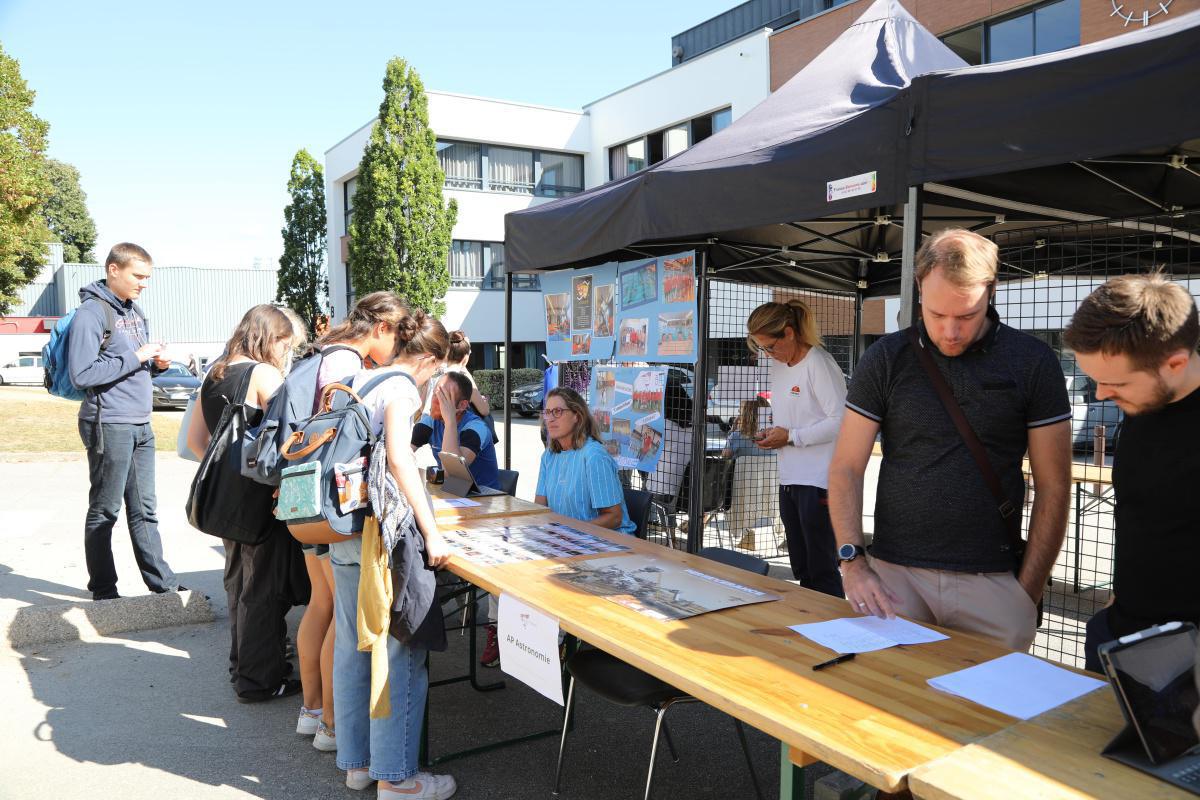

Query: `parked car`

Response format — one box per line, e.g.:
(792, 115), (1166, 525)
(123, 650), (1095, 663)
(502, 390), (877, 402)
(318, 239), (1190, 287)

(0, 354), (44, 386)
(509, 381), (544, 418)
(152, 362), (201, 409)
(1066, 374), (1122, 454)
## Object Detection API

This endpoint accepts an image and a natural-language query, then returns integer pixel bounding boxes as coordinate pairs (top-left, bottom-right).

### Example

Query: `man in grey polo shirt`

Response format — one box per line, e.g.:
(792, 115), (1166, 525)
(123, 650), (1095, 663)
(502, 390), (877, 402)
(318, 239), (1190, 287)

(828, 229), (1072, 651)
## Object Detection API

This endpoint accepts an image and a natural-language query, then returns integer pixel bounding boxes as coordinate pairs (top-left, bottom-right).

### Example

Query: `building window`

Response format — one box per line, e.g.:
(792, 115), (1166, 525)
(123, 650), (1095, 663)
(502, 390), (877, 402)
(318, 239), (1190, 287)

(343, 177), (357, 235)
(449, 240), (539, 291)
(436, 140), (582, 197)
(607, 107), (732, 180)
(940, 0), (1079, 65)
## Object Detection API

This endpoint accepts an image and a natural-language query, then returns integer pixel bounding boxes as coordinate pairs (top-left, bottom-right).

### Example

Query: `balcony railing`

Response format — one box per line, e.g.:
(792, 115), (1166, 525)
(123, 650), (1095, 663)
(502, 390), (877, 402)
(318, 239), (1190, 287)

(449, 273), (541, 291)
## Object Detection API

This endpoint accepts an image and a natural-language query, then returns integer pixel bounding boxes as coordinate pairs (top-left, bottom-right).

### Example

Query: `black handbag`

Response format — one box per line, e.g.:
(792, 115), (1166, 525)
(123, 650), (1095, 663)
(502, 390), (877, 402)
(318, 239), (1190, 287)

(906, 326), (1044, 627)
(186, 366), (278, 545)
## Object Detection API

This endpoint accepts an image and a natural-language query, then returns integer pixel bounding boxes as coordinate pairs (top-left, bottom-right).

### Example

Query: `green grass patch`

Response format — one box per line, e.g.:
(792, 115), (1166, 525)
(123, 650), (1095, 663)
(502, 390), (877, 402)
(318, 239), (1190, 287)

(0, 387), (182, 453)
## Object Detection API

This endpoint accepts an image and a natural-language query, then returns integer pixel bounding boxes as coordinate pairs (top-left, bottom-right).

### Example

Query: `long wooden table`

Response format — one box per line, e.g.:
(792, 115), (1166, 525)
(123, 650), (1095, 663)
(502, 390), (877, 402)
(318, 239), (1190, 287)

(909, 688), (1195, 799)
(431, 488), (547, 524)
(439, 508), (1022, 795)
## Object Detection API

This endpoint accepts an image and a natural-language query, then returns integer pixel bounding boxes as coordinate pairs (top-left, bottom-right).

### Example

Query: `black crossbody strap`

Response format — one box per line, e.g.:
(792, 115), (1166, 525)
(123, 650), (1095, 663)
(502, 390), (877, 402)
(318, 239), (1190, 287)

(906, 326), (1021, 548)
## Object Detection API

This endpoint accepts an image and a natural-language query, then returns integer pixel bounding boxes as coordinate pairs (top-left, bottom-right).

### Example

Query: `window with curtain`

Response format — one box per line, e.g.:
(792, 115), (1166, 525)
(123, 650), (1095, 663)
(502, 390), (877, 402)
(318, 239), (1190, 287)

(343, 177), (357, 235)
(448, 240), (484, 284)
(664, 124), (689, 159)
(537, 152), (583, 197)
(437, 141), (483, 189)
(488, 146), (535, 193)
(610, 138), (647, 180)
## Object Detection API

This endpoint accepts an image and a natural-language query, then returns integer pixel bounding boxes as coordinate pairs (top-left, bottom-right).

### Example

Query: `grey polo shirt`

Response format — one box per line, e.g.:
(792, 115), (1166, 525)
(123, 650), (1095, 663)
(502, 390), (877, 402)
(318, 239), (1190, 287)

(845, 308), (1070, 572)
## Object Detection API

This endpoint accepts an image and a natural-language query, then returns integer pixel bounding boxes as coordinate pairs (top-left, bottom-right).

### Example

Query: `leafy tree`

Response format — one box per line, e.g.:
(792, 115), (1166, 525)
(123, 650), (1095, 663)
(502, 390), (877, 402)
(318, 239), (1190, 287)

(277, 149), (328, 334)
(42, 159), (97, 263)
(0, 44), (52, 315)
(347, 57), (456, 316)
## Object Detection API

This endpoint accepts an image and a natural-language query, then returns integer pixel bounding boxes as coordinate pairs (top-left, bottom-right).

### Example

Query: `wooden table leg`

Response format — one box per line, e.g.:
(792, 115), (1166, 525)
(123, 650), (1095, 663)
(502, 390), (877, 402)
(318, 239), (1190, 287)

(779, 744), (818, 800)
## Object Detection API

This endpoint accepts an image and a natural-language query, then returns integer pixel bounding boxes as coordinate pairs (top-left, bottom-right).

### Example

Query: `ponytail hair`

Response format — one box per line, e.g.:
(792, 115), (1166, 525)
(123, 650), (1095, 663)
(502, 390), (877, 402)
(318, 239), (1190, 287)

(745, 299), (822, 355)
(317, 291), (409, 348)
(393, 308), (450, 362)
(448, 330), (471, 363)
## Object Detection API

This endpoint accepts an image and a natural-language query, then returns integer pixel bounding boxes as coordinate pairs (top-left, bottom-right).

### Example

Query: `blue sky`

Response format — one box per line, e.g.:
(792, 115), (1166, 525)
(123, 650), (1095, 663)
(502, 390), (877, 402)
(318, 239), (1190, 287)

(2, 0), (737, 268)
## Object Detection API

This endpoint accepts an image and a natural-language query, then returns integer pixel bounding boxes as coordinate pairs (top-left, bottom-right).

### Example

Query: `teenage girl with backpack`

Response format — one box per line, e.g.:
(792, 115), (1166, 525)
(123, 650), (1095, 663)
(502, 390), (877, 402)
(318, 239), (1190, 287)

(185, 304), (310, 702)
(329, 304), (457, 799)
(293, 292), (412, 751)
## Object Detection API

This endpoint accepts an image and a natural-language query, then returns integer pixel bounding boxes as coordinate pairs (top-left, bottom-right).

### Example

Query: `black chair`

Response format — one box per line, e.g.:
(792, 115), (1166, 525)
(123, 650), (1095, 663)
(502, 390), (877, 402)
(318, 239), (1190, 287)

(623, 486), (653, 541)
(653, 458), (736, 549)
(552, 548), (768, 800)
(495, 468), (519, 497)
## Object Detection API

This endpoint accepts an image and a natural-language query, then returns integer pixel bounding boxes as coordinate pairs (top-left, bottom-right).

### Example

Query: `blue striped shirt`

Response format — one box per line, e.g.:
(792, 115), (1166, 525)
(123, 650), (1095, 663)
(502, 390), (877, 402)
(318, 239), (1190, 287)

(535, 438), (635, 536)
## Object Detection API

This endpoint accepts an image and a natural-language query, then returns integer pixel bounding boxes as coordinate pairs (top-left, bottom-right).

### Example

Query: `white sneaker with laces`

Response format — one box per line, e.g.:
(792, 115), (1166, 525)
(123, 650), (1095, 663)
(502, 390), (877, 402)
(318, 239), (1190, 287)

(378, 772), (456, 799)
(296, 706), (321, 736)
(313, 721), (337, 752)
(346, 768), (374, 791)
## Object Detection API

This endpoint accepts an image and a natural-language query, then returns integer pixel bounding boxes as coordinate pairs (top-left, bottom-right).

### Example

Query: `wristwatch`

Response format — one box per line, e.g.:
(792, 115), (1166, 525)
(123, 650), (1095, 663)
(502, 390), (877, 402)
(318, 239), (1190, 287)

(837, 543), (866, 564)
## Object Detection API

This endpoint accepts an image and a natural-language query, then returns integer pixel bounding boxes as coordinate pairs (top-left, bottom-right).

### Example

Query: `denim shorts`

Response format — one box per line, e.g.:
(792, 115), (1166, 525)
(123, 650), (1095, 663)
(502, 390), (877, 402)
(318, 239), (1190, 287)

(299, 543), (330, 559)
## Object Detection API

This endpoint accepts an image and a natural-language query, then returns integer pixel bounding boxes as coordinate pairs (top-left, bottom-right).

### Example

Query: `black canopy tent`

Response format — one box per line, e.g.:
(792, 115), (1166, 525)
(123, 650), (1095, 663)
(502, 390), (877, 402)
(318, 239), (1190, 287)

(499, 0), (1200, 551)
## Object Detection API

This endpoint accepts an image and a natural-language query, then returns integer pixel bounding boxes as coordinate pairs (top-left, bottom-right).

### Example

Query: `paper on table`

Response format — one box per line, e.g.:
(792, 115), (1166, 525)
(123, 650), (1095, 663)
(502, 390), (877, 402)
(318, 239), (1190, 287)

(790, 616), (949, 654)
(432, 497), (481, 510)
(927, 652), (1106, 720)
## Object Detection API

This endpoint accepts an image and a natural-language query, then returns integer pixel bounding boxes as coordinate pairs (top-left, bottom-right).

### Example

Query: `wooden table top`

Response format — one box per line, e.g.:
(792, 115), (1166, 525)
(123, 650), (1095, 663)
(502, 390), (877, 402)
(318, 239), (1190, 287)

(429, 487), (547, 523)
(909, 689), (1194, 799)
(441, 510), (1022, 792)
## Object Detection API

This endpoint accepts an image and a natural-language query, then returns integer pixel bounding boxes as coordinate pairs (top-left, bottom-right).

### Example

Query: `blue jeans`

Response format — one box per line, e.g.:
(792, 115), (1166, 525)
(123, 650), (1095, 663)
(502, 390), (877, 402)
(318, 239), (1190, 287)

(79, 420), (177, 599)
(331, 540), (427, 781)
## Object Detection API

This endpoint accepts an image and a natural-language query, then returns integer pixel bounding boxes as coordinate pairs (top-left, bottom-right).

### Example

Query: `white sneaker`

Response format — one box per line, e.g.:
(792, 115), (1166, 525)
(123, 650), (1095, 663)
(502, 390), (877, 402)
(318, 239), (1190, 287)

(346, 768), (375, 791)
(296, 706), (321, 736)
(313, 721), (337, 752)
(378, 772), (456, 799)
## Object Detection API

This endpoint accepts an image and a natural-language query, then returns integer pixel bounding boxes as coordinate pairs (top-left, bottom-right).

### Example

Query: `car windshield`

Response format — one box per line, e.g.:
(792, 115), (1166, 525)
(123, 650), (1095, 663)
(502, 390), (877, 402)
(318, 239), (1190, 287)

(161, 364), (192, 378)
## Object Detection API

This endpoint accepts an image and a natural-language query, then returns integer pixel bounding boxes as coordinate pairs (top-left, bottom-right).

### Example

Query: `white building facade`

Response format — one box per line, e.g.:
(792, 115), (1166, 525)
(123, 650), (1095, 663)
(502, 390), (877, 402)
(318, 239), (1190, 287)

(324, 30), (771, 370)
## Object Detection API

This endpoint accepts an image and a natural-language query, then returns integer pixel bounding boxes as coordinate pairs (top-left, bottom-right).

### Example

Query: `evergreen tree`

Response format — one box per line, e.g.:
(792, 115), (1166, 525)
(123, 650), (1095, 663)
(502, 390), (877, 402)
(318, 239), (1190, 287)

(0, 44), (52, 315)
(42, 159), (98, 263)
(277, 149), (328, 334)
(347, 57), (456, 316)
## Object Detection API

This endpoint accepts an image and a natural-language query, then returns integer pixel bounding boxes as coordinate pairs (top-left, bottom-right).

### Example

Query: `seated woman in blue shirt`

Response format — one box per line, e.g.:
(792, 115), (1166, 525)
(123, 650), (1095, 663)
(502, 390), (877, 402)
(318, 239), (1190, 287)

(535, 387), (636, 536)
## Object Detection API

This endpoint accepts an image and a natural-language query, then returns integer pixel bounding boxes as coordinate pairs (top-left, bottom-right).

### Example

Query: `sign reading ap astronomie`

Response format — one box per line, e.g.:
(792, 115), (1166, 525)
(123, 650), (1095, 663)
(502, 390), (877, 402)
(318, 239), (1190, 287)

(540, 262), (617, 362)
(497, 594), (564, 705)
(589, 366), (667, 472)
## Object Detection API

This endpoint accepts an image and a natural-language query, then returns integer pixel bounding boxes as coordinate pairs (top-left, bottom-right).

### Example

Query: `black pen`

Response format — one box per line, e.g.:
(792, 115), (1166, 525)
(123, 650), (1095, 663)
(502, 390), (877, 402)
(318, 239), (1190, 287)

(811, 653), (856, 671)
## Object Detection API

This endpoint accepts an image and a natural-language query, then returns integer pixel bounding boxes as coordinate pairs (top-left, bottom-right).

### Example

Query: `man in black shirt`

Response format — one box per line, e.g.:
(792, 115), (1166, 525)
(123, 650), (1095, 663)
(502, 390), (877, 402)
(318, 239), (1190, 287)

(829, 229), (1072, 651)
(1063, 273), (1200, 673)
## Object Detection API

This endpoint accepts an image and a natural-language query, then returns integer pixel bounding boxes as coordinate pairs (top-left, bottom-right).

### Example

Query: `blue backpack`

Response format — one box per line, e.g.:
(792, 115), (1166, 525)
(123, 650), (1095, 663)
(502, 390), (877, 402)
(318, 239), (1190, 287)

(241, 344), (363, 486)
(42, 297), (117, 401)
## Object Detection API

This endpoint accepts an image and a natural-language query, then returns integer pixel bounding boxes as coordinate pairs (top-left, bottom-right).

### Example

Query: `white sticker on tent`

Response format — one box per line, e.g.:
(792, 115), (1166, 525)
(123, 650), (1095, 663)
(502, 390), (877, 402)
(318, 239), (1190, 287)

(827, 171), (877, 202)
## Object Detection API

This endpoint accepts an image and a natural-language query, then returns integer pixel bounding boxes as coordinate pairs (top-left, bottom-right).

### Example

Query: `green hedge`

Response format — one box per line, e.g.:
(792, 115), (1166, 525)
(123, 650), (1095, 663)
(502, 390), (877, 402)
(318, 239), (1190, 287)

(473, 368), (544, 403)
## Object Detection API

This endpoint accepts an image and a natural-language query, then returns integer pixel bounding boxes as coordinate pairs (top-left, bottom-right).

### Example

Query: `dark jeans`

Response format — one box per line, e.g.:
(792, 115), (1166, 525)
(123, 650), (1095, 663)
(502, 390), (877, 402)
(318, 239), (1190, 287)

(1084, 605), (1117, 674)
(778, 484), (844, 598)
(79, 420), (177, 600)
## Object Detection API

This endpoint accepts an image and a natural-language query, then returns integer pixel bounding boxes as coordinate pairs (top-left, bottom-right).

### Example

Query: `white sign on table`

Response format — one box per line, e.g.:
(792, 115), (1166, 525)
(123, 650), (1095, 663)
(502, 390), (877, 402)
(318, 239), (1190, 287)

(498, 594), (564, 705)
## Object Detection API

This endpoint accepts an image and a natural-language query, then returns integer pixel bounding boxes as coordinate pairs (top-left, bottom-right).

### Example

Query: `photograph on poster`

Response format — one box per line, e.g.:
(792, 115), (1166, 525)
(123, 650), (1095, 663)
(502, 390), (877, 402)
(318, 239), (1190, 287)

(657, 311), (694, 356)
(593, 410), (611, 434)
(604, 440), (620, 458)
(618, 318), (648, 357)
(572, 275), (593, 331)
(662, 255), (695, 304)
(613, 418), (631, 438)
(572, 333), (592, 355)
(632, 369), (664, 413)
(632, 424), (662, 461)
(545, 293), (570, 340)
(594, 284), (614, 337)
(619, 260), (658, 309)
(595, 369), (616, 408)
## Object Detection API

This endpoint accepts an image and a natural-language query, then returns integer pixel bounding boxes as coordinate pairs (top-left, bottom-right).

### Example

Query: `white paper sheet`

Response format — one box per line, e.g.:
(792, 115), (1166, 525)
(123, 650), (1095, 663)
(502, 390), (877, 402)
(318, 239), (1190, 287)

(432, 497), (481, 510)
(498, 594), (564, 705)
(927, 652), (1106, 720)
(790, 616), (949, 654)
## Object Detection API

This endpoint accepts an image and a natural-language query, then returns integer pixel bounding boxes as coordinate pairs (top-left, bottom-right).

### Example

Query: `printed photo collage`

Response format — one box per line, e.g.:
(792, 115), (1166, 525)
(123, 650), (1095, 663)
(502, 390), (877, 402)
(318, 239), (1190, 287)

(589, 366), (667, 472)
(442, 522), (633, 567)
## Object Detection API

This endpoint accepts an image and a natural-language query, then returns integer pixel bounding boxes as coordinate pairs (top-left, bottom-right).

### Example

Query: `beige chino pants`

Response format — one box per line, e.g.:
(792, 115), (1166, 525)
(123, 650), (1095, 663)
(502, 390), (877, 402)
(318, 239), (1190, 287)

(870, 556), (1037, 652)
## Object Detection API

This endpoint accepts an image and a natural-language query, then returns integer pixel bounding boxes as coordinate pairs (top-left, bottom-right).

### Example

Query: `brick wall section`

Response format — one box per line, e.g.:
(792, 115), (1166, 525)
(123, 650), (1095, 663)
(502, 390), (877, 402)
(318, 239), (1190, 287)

(770, 0), (1199, 89)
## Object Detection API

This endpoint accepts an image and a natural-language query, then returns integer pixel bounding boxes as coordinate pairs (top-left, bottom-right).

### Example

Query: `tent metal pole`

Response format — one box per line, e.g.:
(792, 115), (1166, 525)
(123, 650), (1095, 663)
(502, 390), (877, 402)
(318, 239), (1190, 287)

(852, 260), (866, 371)
(686, 245), (712, 555)
(899, 186), (924, 330)
(503, 271), (513, 470)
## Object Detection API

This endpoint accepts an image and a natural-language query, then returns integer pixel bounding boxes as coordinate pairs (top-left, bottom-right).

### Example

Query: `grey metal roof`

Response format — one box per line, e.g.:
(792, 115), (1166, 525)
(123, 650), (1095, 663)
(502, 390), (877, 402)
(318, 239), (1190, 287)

(671, 0), (851, 64)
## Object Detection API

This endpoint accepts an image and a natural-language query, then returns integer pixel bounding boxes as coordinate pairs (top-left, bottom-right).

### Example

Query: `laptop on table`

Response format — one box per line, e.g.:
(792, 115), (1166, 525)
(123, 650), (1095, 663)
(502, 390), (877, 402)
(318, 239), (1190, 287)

(1098, 620), (1200, 794)
(438, 451), (505, 498)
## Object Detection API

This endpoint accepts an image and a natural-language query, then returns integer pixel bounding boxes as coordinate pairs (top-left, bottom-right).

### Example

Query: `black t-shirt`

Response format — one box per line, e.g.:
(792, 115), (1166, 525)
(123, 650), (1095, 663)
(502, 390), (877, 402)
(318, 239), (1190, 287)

(1109, 384), (1200, 636)
(845, 308), (1071, 572)
(200, 362), (263, 434)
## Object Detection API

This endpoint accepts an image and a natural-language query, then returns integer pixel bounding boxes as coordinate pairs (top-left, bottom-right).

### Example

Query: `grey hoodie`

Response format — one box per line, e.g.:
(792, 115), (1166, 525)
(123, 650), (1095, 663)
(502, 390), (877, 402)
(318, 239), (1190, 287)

(68, 280), (154, 424)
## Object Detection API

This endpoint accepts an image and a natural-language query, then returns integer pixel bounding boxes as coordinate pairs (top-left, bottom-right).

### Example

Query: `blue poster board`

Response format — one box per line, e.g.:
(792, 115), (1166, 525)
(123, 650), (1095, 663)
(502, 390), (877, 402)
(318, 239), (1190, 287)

(614, 250), (697, 364)
(588, 365), (667, 473)
(540, 262), (617, 362)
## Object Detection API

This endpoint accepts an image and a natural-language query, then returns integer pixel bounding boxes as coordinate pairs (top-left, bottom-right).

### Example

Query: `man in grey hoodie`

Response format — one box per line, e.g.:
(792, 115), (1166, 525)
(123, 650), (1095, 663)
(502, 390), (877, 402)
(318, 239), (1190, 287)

(69, 243), (180, 601)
